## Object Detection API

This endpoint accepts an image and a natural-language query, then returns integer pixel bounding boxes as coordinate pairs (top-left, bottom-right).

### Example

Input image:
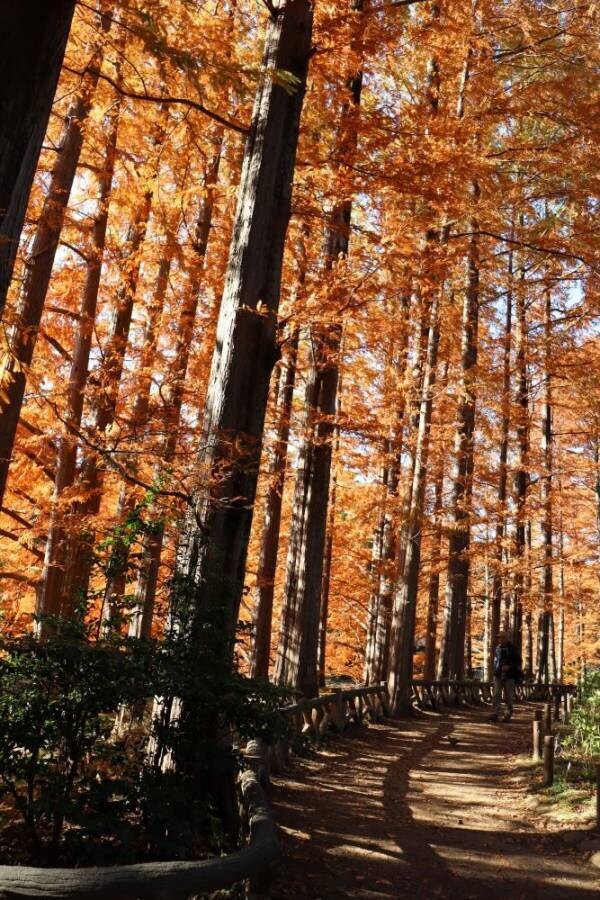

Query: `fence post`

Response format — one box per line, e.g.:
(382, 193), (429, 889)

(544, 702), (552, 735)
(596, 764), (600, 833)
(542, 734), (554, 787)
(532, 710), (543, 761)
(553, 692), (561, 721)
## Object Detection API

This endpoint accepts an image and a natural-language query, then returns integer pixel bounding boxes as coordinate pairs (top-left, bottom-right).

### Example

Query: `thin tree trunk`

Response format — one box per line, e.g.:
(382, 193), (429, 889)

(317, 367), (343, 687)
(0, 0), (77, 314)
(482, 546), (491, 680)
(36, 93), (121, 629)
(537, 286), (553, 682)
(57, 117), (165, 618)
(512, 235), (529, 660)
(387, 289), (440, 713)
(171, 1), (313, 649)
(364, 293), (412, 685)
(0, 21), (109, 507)
(436, 38), (479, 680)
(490, 252), (512, 666)
(129, 132), (226, 639)
(438, 192), (480, 680)
(423, 360), (448, 681)
(249, 327), (299, 677)
(101, 251), (174, 620)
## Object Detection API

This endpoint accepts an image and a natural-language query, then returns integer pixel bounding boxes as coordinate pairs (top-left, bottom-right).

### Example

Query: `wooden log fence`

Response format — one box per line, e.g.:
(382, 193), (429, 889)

(0, 678), (578, 898)
(0, 771), (278, 899)
(410, 679), (576, 712)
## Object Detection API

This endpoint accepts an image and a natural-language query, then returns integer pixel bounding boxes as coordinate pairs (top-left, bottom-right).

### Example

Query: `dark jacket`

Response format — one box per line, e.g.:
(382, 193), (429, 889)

(493, 641), (521, 680)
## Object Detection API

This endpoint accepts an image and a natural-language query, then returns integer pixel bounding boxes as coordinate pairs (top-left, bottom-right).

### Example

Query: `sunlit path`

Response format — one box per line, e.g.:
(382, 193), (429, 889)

(271, 706), (599, 899)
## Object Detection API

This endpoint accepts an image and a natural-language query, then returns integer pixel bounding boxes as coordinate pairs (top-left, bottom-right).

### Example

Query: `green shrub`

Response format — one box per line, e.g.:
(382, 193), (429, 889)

(563, 673), (600, 765)
(0, 611), (286, 866)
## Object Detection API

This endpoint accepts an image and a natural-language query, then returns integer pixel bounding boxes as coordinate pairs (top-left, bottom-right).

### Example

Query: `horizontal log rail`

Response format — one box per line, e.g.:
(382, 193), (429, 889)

(0, 679), (577, 897)
(0, 771), (278, 900)
(410, 678), (576, 711)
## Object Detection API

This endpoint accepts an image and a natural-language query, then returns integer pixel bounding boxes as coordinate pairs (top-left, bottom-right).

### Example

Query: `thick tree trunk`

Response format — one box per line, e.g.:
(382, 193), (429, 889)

(249, 328), (299, 678)
(274, 5), (362, 696)
(36, 94), (121, 629)
(0, 25), (109, 507)
(0, 0), (77, 315)
(171, 1), (313, 648)
(490, 253), (512, 668)
(438, 198), (480, 680)
(387, 291), (440, 713)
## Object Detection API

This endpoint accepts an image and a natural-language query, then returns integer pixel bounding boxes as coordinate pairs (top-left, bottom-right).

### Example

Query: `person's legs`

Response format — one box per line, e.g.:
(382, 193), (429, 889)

(491, 676), (502, 718)
(502, 678), (515, 719)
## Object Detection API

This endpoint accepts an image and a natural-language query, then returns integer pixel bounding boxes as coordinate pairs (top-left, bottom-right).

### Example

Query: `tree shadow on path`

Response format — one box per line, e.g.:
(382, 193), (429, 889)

(383, 705), (599, 900)
(270, 705), (599, 899)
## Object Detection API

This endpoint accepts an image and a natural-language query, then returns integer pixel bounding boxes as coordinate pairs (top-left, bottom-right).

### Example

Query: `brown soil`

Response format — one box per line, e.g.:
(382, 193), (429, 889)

(269, 704), (600, 899)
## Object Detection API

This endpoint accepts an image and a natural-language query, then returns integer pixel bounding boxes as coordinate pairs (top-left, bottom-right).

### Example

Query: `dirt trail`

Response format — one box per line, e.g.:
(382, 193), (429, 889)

(269, 704), (599, 899)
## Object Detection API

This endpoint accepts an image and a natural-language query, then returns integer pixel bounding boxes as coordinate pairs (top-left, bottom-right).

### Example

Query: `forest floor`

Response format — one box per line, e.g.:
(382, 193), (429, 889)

(269, 703), (599, 899)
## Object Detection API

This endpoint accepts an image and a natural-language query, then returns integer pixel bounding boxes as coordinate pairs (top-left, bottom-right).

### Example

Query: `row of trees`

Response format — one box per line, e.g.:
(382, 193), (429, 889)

(0, 0), (598, 714)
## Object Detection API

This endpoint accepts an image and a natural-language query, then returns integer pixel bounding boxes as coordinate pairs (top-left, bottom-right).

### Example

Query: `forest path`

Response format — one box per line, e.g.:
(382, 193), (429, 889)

(269, 704), (599, 899)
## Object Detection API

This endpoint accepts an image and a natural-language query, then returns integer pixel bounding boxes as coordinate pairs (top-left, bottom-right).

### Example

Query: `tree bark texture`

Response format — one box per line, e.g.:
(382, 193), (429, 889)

(51, 120), (164, 620)
(274, 4), (363, 695)
(387, 291), (440, 713)
(438, 192), (480, 680)
(36, 94), (121, 629)
(249, 328), (299, 677)
(537, 286), (554, 683)
(490, 253), (512, 668)
(0, 0), (77, 315)
(0, 24), (109, 507)
(130, 135), (225, 639)
(512, 244), (529, 660)
(172, 1), (313, 647)
(363, 294), (411, 685)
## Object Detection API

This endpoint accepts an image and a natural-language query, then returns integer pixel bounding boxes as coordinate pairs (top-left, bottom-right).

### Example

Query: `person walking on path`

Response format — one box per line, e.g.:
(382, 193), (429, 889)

(489, 630), (521, 722)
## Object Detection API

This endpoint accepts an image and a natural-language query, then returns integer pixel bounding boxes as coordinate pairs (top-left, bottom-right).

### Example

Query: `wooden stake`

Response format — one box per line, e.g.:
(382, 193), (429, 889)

(544, 702), (552, 735)
(542, 734), (554, 787)
(532, 711), (542, 761)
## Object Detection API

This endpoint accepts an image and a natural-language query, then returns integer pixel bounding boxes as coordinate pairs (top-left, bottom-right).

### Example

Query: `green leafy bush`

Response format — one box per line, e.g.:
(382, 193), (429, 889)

(563, 672), (600, 765)
(0, 610), (286, 866)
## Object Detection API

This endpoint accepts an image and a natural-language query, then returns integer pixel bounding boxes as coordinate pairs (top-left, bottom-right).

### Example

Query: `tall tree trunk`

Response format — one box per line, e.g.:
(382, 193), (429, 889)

(55, 119), (165, 619)
(512, 238), (529, 660)
(171, 1), (313, 650)
(438, 192), (480, 680)
(490, 252), (512, 667)
(274, 3), (362, 696)
(387, 289), (440, 713)
(0, 22), (109, 507)
(129, 132), (226, 639)
(537, 286), (553, 683)
(36, 93), (121, 630)
(423, 359), (448, 681)
(482, 545), (491, 680)
(249, 327), (299, 677)
(317, 367), (343, 687)
(0, 0), (77, 314)
(364, 293), (412, 685)
(101, 251), (174, 620)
